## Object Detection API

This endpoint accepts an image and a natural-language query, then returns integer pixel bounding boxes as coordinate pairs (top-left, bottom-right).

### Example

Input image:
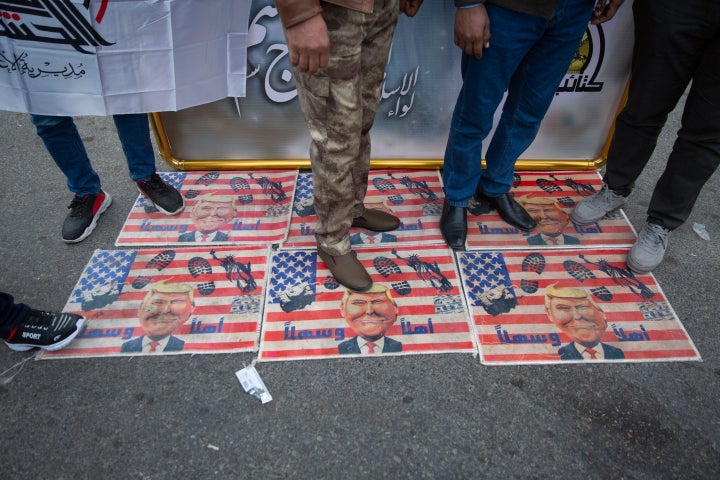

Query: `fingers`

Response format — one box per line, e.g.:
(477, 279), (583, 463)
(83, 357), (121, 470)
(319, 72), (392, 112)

(291, 50), (329, 76)
(454, 34), (490, 58)
(591, 0), (623, 24)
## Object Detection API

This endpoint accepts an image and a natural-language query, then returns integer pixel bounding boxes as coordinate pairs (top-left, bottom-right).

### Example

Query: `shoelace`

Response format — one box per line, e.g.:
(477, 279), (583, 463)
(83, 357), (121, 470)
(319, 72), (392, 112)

(596, 185), (623, 207)
(67, 195), (92, 216)
(144, 174), (171, 192)
(639, 224), (669, 249)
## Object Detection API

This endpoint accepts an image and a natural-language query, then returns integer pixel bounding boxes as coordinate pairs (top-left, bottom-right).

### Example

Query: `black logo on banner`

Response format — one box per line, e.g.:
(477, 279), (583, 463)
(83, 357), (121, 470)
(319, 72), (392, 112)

(0, 0), (113, 54)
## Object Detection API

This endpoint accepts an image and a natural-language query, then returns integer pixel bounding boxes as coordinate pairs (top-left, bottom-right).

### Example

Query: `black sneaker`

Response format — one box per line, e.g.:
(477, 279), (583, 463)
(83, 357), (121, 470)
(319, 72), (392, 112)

(62, 191), (112, 243)
(4, 310), (85, 352)
(136, 173), (185, 215)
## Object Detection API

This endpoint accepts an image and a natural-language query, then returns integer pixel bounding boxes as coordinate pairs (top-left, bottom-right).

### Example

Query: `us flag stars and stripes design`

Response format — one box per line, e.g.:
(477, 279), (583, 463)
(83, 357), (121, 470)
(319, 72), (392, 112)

(267, 251), (318, 306)
(44, 246), (268, 359)
(260, 245), (476, 361)
(458, 252), (515, 309)
(458, 249), (701, 365)
(71, 249), (137, 305)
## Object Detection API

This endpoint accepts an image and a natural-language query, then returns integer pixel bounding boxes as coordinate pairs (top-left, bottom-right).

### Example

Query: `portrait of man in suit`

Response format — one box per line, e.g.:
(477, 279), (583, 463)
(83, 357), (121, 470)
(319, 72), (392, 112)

(518, 195), (580, 246)
(338, 284), (402, 355)
(178, 193), (237, 242)
(121, 280), (195, 353)
(545, 283), (624, 361)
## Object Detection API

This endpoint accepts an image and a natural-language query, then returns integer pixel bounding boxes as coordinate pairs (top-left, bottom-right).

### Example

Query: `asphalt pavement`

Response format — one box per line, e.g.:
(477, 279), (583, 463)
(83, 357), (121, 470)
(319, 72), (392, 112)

(1, 96), (719, 479)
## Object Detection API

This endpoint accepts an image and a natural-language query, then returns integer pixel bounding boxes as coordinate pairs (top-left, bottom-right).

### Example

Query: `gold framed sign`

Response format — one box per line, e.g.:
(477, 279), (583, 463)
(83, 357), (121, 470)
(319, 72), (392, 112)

(152, 2), (633, 172)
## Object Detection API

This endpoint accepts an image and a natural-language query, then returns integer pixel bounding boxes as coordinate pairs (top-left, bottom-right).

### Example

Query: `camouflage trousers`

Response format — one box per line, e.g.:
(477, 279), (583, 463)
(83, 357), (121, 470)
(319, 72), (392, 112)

(294, 0), (399, 256)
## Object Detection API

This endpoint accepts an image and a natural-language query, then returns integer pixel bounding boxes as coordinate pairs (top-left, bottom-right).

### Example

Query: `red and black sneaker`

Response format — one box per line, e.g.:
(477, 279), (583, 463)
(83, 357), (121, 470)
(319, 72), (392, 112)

(62, 191), (112, 243)
(4, 310), (85, 352)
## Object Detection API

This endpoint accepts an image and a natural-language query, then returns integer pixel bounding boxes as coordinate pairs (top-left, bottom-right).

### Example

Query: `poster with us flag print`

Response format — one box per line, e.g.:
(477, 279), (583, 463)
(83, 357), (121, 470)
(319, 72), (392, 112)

(259, 244), (475, 361)
(41, 246), (268, 358)
(116, 171), (296, 247)
(458, 248), (701, 365)
(282, 170), (445, 249)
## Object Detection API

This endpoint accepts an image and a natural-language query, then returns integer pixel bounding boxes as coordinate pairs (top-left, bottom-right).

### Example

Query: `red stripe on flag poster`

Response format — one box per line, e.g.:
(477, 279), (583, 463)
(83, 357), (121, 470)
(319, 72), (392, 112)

(40, 246), (268, 359)
(259, 244), (475, 361)
(458, 248), (700, 364)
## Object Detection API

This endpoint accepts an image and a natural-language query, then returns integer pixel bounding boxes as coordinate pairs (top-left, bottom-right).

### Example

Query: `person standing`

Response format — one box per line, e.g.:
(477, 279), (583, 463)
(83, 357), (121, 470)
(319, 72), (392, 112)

(440, 0), (623, 249)
(571, 0), (720, 274)
(31, 113), (185, 243)
(274, 0), (424, 291)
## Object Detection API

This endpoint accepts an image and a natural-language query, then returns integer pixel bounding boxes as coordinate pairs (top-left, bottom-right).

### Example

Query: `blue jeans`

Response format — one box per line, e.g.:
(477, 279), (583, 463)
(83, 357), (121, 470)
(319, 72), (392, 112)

(443, 0), (596, 205)
(0, 292), (29, 339)
(30, 114), (157, 196)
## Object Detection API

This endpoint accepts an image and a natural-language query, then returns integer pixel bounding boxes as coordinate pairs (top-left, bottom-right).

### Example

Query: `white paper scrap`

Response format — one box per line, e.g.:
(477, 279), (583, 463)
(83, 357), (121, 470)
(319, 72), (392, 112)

(235, 365), (272, 404)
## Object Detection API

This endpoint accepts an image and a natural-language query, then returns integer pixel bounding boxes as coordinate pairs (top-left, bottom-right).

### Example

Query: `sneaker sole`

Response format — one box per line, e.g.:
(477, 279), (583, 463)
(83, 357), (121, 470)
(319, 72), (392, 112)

(562, 260), (613, 301)
(5, 317), (86, 352)
(626, 256), (654, 275)
(570, 209), (617, 226)
(373, 257), (412, 296)
(62, 193), (112, 243)
(188, 257), (216, 296)
(521, 253), (546, 275)
(195, 171), (220, 186)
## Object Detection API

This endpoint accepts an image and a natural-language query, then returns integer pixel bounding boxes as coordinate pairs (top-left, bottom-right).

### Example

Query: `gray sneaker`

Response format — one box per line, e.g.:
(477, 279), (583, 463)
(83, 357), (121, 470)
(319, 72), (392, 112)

(571, 184), (626, 225)
(627, 222), (670, 274)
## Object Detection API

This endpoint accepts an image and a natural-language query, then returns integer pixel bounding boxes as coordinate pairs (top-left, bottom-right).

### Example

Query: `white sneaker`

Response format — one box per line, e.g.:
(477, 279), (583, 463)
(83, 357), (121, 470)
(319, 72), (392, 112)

(627, 222), (670, 274)
(571, 184), (626, 225)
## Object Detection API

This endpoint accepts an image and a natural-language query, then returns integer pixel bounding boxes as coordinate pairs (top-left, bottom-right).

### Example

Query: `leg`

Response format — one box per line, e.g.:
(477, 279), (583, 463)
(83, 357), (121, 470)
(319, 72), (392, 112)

(482, 0), (595, 195)
(30, 115), (111, 242)
(292, 2), (399, 290)
(30, 115), (101, 196)
(349, 0), (402, 232)
(115, 113), (184, 215)
(442, 2), (544, 206)
(112, 113), (156, 181)
(603, 0), (706, 195)
(355, 5), (399, 216)
(0, 292), (29, 339)
(296, 2), (398, 256)
(441, 4), (549, 243)
(646, 6), (720, 229)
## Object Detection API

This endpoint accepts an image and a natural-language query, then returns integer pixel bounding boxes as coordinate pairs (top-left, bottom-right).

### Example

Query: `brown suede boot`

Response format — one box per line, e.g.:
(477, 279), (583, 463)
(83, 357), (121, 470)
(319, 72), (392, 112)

(351, 209), (400, 232)
(317, 245), (373, 292)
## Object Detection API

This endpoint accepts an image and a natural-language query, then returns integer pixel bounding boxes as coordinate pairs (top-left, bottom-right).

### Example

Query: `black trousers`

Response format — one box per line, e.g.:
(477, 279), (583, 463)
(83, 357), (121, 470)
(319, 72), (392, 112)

(603, 0), (720, 230)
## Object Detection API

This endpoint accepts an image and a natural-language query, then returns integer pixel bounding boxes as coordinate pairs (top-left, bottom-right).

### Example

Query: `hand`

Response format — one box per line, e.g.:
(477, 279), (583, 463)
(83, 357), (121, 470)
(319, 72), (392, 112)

(400, 0), (424, 17)
(590, 0), (624, 25)
(284, 14), (330, 75)
(454, 5), (491, 59)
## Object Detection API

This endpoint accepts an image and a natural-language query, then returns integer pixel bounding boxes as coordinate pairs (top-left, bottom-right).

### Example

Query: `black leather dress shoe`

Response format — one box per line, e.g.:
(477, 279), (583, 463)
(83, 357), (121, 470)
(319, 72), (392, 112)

(474, 191), (537, 231)
(440, 201), (467, 250)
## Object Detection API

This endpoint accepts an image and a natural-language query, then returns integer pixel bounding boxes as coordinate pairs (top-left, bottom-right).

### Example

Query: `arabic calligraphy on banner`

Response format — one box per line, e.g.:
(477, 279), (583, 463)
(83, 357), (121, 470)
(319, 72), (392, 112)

(158, 1), (635, 163)
(0, 0), (251, 115)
